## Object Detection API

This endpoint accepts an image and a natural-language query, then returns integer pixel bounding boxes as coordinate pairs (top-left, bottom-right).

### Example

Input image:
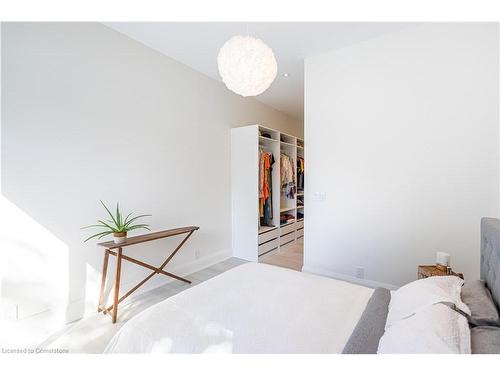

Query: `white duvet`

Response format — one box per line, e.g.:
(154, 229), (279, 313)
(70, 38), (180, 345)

(104, 262), (374, 353)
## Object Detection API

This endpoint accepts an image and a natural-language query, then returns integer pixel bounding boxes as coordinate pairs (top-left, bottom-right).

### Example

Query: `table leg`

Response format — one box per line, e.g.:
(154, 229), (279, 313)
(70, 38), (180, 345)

(112, 247), (123, 324)
(98, 249), (110, 312)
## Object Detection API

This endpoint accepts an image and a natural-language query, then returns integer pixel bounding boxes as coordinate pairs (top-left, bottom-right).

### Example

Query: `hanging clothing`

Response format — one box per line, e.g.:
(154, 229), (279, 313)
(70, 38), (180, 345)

(259, 149), (265, 200)
(280, 153), (296, 199)
(259, 149), (275, 227)
(297, 157), (305, 192)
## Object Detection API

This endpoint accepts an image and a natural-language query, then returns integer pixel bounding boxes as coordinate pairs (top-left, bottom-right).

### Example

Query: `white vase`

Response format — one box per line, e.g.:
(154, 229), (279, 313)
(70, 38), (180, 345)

(113, 232), (127, 244)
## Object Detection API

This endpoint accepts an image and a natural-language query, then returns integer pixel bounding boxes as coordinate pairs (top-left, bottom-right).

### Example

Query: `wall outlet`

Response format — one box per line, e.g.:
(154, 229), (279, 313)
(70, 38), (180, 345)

(0, 302), (19, 320)
(355, 267), (365, 279)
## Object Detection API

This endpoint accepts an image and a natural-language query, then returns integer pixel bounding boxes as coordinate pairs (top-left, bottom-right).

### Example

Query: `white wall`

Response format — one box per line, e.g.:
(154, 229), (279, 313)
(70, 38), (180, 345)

(1, 22), (302, 323)
(304, 23), (499, 288)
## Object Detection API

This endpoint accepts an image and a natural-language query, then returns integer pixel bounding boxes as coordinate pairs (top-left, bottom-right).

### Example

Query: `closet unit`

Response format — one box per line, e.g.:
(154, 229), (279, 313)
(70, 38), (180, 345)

(231, 124), (304, 262)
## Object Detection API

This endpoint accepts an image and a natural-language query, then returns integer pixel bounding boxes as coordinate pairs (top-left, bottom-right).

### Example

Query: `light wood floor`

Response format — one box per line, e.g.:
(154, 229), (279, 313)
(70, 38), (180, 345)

(40, 239), (303, 353)
(260, 237), (303, 271)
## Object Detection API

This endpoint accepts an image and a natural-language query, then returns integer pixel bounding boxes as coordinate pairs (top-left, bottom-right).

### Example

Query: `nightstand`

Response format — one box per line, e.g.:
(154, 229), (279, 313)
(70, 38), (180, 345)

(417, 265), (464, 280)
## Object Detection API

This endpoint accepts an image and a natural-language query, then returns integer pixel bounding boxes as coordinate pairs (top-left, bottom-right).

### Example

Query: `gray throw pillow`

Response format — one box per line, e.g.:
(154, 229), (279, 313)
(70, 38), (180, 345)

(461, 280), (499, 325)
(471, 326), (500, 354)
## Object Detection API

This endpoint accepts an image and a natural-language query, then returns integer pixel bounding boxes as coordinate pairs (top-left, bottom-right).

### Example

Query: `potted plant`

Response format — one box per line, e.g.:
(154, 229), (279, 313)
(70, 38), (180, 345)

(82, 201), (151, 244)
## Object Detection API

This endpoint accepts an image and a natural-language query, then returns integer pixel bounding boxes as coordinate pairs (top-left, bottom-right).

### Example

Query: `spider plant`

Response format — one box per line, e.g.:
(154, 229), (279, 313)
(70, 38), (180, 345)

(82, 200), (151, 243)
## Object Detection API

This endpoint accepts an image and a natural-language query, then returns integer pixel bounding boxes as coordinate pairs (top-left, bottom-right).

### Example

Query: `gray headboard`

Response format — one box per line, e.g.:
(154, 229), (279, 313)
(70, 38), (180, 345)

(480, 217), (500, 308)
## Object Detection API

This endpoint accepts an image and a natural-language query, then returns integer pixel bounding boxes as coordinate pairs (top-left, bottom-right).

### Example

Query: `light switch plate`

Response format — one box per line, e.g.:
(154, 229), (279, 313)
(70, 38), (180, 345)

(312, 192), (326, 201)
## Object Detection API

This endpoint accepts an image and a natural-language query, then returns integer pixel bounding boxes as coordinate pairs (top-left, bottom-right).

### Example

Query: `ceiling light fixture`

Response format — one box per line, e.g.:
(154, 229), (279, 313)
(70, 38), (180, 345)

(217, 35), (278, 97)
(282, 73), (290, 78)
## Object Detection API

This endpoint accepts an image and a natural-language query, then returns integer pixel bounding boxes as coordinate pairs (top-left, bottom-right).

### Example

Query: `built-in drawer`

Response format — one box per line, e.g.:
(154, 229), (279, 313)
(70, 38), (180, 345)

(280, 222), (296, 236)
(258, 228), (278, 245)
(280, 231), (296, 246)
(297, 228), (304, 238)
(296, 220), (304, 230)
(258, 238), (279, 256)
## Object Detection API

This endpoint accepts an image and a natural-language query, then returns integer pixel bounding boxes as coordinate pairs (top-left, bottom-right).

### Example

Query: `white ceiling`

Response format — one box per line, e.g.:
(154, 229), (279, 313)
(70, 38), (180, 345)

(105, 23), (416, 121)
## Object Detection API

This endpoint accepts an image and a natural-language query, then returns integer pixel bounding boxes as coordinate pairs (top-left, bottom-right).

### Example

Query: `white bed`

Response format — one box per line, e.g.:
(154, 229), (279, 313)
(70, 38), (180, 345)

(104, 262), (374, 354)
(104, 218), (500, 354)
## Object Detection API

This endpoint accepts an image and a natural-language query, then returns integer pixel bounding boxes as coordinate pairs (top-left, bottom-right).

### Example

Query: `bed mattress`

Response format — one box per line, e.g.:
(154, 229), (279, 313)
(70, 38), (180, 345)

(104, 262), (374, 353)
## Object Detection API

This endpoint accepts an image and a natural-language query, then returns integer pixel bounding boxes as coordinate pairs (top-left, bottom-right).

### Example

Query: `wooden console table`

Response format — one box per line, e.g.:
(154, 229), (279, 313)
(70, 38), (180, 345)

(97, 226), (199, 323)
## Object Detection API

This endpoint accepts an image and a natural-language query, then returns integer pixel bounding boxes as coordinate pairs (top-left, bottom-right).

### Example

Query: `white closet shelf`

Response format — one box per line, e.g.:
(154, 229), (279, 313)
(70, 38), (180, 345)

(297, 218), (304, 222)
(259, 136), (278, 143)
(297, 205), (304, 209)
(231, 124), (304, 262)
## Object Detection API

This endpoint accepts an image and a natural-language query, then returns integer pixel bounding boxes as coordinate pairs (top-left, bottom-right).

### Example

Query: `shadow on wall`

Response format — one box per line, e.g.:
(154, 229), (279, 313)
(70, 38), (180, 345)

(0, 194), (95, 337)
(0, 191), (200, 339)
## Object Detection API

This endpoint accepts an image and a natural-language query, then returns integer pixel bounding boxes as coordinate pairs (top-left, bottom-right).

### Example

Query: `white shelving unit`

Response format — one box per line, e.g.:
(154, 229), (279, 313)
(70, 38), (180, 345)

(231, 124), (304, 262)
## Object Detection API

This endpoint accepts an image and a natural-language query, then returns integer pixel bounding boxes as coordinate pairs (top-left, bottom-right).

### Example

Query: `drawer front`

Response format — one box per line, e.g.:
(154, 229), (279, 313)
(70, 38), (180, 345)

(296, 221), (304, 230)
(297, 228), (304, 238)
(258, 228), (278, 245)
(280, 222), (296, 236)
(280, 231), (296, 246)
(258, 238), (279, 256)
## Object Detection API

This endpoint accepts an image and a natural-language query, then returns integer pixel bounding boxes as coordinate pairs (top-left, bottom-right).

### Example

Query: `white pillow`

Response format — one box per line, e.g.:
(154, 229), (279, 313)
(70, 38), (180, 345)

(378, 303), (471, 354)
(386, 276), (470, 329)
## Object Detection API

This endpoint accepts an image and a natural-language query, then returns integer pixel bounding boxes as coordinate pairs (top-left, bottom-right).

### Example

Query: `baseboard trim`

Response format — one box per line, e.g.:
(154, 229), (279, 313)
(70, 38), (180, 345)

(167, 249), (231, 279)
(302, 265), (398, 290)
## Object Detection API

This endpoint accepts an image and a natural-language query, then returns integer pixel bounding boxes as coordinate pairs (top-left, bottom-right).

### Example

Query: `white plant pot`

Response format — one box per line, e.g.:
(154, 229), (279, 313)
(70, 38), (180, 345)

(113, 233), (127, 244)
